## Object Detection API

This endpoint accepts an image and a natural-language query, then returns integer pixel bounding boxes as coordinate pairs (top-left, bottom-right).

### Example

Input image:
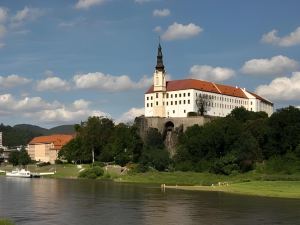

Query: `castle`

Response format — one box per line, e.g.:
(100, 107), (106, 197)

(144, 44), (274, 118)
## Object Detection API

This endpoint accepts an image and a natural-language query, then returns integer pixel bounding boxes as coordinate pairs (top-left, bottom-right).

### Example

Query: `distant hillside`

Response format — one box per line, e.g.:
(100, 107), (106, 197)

(0, 124), (75, 147)
(48, 125), (75, 135)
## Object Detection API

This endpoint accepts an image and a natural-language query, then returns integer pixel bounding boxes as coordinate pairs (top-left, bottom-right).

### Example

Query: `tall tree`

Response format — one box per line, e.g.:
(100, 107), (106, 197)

(195, 93), (213, 116)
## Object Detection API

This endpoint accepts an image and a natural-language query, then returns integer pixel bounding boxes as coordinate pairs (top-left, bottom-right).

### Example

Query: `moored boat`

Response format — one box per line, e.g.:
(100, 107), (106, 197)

(6, 169), (32, 178)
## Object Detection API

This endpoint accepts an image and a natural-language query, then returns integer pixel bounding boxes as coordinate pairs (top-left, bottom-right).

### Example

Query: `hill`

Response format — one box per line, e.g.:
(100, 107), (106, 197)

(0, 124), (75, 147)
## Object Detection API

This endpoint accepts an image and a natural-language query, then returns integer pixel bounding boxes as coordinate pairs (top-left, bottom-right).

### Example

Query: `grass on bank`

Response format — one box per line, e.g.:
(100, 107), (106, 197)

(166, 181), (300, 199)
(0, 219), (15, 225)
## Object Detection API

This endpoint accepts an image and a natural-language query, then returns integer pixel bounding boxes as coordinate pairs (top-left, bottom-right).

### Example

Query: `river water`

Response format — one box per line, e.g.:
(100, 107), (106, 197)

(0, 177), (299, 225)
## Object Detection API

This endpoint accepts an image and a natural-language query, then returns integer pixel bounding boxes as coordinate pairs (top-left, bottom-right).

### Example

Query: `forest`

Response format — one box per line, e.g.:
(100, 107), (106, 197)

(59, 106), (300, 175)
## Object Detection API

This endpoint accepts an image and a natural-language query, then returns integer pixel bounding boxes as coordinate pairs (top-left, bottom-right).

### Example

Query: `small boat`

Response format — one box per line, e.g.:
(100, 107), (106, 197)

(6, 169), (32, 178)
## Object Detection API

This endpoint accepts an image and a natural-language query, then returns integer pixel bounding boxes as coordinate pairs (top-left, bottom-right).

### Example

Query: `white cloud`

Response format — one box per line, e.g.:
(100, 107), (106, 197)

(0, 7), (8, 23)
(261, 27), (300, 47)
(241, 55), (298, 76)
(11, 6), (43, 27)
(36, 77), (70, 91)
(153, 9), (170, 17)
(189, 65), (235, 82)
(0, 74), (31, 88)
(153, 26), (162, 33)
(0, 93), (108, 124)
(0, 24), (6, 38)
(117, 107), (144, 124)
(73, 72), (151, 92)
(134, 0), (155, 3)
(75, 0), (106, 9)
(256, 72), (300, 101)
(161, 22), (203, 41)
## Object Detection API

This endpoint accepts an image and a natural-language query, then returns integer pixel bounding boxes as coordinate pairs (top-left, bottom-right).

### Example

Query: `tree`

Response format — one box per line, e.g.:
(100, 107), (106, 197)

(195, 93), (213, 116)
(18, 147), (31, 166)
(8, 150), (19, 166)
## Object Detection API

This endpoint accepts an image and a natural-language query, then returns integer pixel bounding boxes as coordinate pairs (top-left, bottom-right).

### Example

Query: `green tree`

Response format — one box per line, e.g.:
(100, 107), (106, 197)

(195, 94), (213, 116)
(8, 151), (19, 166)
(18, 147), (31, 166)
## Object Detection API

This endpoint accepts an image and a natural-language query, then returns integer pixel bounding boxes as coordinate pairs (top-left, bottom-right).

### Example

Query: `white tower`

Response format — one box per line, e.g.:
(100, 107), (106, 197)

(152, 43), (167, 117)
(0, 132), (2, 147)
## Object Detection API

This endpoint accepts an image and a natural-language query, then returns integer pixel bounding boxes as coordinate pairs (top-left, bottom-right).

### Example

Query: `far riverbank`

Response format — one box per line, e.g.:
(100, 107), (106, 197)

(1, 164), (300, 199)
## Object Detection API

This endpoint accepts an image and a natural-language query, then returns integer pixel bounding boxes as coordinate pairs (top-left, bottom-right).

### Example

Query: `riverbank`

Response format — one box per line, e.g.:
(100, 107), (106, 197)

(165, 181), (300, 199)
(0, 219), (14, 225)
(118, 171), (300, 199)
(1, 164), (300, 199)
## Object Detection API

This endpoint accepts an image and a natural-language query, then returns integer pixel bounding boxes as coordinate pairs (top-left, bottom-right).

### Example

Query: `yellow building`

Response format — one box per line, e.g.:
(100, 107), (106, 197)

(28, 134), (73, 164)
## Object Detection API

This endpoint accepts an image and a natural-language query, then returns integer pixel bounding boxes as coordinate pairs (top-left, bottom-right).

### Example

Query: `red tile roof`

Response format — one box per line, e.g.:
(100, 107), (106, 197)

(29, 134), (74, 150)
(248, 91), (273, 105)
(146, 79), (248, 99)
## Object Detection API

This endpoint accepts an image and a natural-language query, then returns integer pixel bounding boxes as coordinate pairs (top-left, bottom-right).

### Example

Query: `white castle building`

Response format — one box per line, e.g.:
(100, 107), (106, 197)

(145, 44), (274, 118)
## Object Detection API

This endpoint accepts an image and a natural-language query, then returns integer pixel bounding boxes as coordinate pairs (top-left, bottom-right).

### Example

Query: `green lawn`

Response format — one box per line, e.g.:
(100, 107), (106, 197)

(166, 181), (300, 199)
(0, 219), (15, 225)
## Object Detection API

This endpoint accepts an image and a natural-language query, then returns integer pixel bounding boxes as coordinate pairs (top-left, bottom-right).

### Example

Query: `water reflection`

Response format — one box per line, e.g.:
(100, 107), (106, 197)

(0, 177), (299, 225)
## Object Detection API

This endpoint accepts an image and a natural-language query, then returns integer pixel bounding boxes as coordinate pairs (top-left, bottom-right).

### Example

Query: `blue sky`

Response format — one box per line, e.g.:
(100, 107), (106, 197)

(0, 0), (300, 127)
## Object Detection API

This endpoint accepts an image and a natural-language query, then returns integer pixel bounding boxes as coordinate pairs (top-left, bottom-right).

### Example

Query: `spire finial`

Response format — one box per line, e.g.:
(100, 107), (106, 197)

(156, 38), (165, 72)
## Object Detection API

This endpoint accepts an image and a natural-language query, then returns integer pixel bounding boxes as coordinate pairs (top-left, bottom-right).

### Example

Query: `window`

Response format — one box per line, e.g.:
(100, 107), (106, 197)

(163, 102), (164, 106)
(156, 93), (158, 98)
(175, 94), (177, 98)
(151, 96), (153, 100)
(151, 103), (153, 107)
(171, 101), (173, 105)
(188, 100), (190, 104)
(175, 101), (177, 105)
(167, 102), (168, 106)
(184, 110), (186, 113)
(251, 102), (253, 105)
(184, 100), (186, 104)
(173, 110), (175, 114)
(179, 100), (181, 104)
(166, 93), (169, 98)
(147, 97), (149, 100)
(147, 103), (149, 107)
(179, 93), (181, 97)
(171, 94), (173, 98)
(183, 93), (186, 97)
(188, 92), (190, 97)
(156, 101), (158, 106)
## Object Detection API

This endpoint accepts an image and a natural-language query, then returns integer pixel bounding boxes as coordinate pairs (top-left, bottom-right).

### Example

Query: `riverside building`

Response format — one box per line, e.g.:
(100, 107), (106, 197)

(145, 44), (274, 118)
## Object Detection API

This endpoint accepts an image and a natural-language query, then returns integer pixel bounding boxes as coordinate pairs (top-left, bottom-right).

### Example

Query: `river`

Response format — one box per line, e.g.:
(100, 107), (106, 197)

(0, 177), (299, 225)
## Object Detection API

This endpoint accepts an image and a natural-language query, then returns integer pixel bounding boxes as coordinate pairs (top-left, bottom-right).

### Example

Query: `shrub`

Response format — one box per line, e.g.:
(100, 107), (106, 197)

(55, 159), (64, 164)
(78, 166), (104, 179)
(0, 219), (15, 225)
(187, 112), (197, 117)
(36, 162), (51, 167)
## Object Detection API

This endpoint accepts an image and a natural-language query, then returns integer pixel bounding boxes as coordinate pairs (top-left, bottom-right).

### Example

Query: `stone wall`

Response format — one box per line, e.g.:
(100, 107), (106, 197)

(135, 116), (213, 156)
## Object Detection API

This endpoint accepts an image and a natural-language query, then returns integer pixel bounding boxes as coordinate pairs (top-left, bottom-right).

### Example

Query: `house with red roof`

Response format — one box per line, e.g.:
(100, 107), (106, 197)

(145, 44), (273, 118)
(28, 134), (74, 164)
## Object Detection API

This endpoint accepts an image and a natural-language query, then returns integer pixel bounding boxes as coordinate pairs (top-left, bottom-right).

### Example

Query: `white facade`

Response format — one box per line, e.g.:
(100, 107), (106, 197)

(0, 132), (2, 147)
(145, 88), (273, 118)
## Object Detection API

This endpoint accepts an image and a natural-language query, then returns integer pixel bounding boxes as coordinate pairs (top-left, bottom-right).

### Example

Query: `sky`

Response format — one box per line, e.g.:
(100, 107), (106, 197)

(0, 0), (300, 128)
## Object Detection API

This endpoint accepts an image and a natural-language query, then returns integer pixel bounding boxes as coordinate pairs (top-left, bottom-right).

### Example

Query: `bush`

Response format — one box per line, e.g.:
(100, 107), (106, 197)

(91, 161), (106, 167)
(36, 162), (51, 167)
(55, 159), (64, 164)
(264, 154), (300, 174)
(78, 166), (104, 179)
(0, 219), (15, 225)
(187, 112), (197, 117)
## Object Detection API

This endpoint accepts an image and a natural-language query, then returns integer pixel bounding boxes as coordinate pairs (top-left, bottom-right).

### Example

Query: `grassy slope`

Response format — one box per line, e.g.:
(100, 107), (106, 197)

(166, 181), (300, 199)
(0, 219), (15, 225)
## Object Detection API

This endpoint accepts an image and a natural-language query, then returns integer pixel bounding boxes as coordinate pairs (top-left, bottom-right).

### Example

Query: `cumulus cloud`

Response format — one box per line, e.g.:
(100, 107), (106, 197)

(117, 107), (144, 124)
(11, 6), (43, 27)
(73, 72), (152, 92)
(161, 22), (202, 41)
(134, 0), (155, 3)
(153, 9), (170, 17)
(241, 55), (299, 76)
(0, 7), (8, 23)
(0, 74), (31, 88)
(0, 93), (108, 124)
(75, 0), (106, 9)
(189, 65), (235, 82)
(261, 27), (300, 47)
(153, 26), (162, 33)
(36, 77), (70, 91)
(256, 72), (300, 101)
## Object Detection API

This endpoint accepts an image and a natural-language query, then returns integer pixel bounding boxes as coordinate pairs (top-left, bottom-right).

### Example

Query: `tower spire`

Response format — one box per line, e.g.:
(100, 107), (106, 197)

(155, 38), (165, 72)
